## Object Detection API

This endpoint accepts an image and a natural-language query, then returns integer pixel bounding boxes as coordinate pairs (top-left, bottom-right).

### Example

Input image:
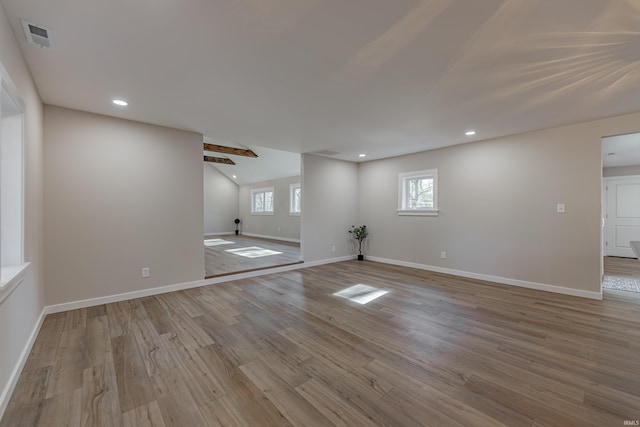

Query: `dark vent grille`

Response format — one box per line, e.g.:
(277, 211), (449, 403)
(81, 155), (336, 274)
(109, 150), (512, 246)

(28, 24), (48, 38)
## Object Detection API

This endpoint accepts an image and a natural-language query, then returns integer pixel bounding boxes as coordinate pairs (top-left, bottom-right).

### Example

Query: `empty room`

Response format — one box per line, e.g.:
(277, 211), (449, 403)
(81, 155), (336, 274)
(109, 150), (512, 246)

(1, 1), (639, 426)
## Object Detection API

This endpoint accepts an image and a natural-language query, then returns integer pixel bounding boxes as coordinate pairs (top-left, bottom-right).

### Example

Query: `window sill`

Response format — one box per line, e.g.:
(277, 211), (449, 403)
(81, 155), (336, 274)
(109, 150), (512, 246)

(397, 209), (439, 216)
(251, 212), (275, 216)
(0, 262), (30, 305)
(289, 212), (301, 216)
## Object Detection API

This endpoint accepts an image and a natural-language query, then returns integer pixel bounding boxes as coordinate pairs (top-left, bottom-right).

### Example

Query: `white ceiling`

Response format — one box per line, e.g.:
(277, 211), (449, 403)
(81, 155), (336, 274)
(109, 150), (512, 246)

(204, 137), (300, 185)
(602, 133), (640, 168)
(4, 0), (640, 163)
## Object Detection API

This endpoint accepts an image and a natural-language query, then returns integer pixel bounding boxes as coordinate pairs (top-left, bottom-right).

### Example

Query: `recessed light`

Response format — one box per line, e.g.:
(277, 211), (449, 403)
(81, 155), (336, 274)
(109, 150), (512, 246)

(465, 130), (476, 136)
(232, 175), (237, 179)
(112, 99), (128, 106)
(359, 154), (366, 158)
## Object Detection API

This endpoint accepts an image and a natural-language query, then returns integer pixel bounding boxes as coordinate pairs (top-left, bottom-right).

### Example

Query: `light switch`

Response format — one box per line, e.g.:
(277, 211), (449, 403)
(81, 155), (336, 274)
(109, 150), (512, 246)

(556, 203), (565, 213)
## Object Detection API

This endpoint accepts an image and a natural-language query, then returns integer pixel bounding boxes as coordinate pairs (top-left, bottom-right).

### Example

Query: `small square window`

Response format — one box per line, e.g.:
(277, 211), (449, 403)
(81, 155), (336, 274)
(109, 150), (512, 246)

(398, 169), (438, 216)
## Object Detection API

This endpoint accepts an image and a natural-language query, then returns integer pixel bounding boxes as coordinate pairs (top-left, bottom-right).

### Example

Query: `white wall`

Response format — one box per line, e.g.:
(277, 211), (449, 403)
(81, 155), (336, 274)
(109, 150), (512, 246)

(358, 112), (640, 296)
(238, 175), (301, 242)
(44, 106), (205, 306)
(603, 165), (640, 177)
(204, 163), (239, 235)
(301, 155), (358, 262)
(0, 3), (45, 417)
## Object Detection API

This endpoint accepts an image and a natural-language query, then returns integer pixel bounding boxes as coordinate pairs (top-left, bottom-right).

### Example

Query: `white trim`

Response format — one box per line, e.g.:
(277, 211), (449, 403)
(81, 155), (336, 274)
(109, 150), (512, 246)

(241, 232), (300, 243)
(0, 307), (46, 419)
(367, 256), (603, 300)
(398, 168), (438, 213)
(45, 257), (358, 314)
(204, 231), (236, 237)
(289, 183), (301, 215)
(397, 209), (439, 216)
(44, 257), (355, 314)
(45, 278), (209, 314)
(251, 186), (275, 214)
(0, 262), (30, 305)
(299, 255), (352, 268)
(602, 175), (640, 258)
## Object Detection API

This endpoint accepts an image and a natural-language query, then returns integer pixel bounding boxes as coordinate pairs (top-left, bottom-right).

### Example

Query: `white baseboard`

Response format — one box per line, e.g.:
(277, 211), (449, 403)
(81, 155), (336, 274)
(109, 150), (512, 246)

(241, 232), (300, 244)
(45, 278), (209, 314)
(301, 255), (352, 267)
(367, 256), (603, 300)
(0, 307), (46, 419)
(204, 231), (235, 237)
(44, 255), (357, 314)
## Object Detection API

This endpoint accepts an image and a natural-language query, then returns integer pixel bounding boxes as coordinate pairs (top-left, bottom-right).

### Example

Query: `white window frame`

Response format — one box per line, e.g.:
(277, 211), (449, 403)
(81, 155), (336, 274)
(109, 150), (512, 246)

(289, 183), (301, 215)
(397, 169), (439, 216)
(0, 68), (30, 304)
(251, 187), (275, 215)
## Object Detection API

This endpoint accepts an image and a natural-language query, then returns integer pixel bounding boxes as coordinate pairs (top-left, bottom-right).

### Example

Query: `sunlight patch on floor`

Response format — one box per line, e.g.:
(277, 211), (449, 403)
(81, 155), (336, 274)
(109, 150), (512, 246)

(204, 239), (235, 247)
(333, 284), (389, 305)
(225, 246), (283, 258)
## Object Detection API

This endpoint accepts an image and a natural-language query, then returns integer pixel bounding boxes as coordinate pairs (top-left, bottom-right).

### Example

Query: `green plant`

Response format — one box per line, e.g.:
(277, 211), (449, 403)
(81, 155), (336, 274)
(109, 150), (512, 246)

(348, 225), (368, 256)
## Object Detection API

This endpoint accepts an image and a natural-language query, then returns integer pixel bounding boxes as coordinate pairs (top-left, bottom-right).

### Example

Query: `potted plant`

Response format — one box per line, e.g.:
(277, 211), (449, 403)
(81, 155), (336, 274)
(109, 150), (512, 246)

(234, 218), (241, 235)
(348, 225), (368, 260)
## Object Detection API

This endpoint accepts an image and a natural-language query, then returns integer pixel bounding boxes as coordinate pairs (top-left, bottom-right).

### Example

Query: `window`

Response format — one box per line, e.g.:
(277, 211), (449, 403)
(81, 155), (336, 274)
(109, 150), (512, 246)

(289, 183), (301, 215)
(1, 75), (28, 303)
(251, 187), (274, 214)
(398, 169), (438, 216)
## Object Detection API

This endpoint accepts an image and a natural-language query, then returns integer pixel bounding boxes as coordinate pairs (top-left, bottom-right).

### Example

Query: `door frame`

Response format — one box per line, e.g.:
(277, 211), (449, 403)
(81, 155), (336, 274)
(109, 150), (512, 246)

(603, 175), (640, 257)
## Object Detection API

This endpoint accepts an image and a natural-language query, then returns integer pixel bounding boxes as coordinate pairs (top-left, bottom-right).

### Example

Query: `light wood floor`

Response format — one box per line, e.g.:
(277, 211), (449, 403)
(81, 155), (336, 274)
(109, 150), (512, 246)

(604, 256), (640, 280)
(3, 261), (640, 426)
(204, 234), (301, 278)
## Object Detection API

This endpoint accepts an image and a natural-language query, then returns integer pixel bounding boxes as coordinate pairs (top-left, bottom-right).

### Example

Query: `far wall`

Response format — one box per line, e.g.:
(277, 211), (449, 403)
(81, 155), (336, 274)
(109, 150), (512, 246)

(603, 165), (640, 177)
(355, 111), (640, 298)
(204, 163), (239, 235)
(238, 175), (301, 242)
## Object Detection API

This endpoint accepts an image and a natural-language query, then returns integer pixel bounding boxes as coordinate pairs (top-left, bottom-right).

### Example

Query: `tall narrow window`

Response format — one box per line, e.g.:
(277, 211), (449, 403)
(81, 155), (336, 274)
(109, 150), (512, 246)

(398, 169), (438, 216)
(251, 187), (274, 214)
(289, 183), (301, 215)
(1, 77), (27, 302)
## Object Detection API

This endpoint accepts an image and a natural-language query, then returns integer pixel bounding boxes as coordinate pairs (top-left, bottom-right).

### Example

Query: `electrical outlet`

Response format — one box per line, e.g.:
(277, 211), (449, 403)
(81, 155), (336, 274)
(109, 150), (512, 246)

(331, 245), (336, 252)
(142, 267), (150, 278)
(556, 203), (566, 213)
(440, 251), (446, 259)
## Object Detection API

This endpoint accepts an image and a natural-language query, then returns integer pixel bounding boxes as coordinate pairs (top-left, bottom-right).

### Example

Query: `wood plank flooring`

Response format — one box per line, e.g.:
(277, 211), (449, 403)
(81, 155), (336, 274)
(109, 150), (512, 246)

(3, 261), (640, 426)
(605, 256), (640, 280)
(204, 234), (301, 278)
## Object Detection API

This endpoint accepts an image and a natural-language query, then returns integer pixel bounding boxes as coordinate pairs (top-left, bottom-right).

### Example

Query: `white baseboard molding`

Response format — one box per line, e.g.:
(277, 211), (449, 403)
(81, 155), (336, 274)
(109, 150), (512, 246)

(0, 307), (46, 419)
(44, 256), (355, 314)
(241, 232), (300, 244)
(367, 256), (603, 300)
(301, 255), (352, 268)
(204, 231), (235, 237)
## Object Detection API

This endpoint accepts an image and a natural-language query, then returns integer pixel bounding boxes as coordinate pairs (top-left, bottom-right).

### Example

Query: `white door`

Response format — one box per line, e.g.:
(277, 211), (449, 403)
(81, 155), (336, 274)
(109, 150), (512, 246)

(605, 177), (640, 258)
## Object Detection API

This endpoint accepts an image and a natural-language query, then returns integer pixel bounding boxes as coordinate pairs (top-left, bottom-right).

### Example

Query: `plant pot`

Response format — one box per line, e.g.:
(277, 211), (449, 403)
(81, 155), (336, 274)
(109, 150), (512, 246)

(357, 255), (364, 261)
(235, 230), (239, 235)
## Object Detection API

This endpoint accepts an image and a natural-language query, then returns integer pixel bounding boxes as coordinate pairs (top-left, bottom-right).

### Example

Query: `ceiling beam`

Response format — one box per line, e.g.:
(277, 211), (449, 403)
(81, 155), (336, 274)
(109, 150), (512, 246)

(204, 156), (236, 165)
(203, 143), (258, 158)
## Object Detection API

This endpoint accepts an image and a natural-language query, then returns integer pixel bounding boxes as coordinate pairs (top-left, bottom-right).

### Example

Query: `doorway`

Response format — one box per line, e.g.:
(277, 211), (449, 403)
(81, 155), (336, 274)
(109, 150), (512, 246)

(602, 132), (640, 293)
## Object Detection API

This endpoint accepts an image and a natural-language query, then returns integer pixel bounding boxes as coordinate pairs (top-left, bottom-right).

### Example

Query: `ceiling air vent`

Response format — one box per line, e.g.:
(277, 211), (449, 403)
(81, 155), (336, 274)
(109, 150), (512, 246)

(312, 150), (340, 156)
(21, 19), (55, 48)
